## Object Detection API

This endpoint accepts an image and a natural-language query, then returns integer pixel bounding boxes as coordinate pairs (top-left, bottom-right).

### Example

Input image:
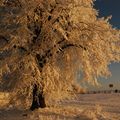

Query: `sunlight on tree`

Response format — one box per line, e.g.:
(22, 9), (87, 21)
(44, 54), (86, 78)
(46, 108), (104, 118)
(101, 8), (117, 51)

(0, 0), (120, 110)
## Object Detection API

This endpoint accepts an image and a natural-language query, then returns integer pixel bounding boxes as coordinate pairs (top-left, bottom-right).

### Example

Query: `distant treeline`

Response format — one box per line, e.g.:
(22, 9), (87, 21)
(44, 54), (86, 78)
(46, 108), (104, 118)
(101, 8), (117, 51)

(86, 89), (120, 94)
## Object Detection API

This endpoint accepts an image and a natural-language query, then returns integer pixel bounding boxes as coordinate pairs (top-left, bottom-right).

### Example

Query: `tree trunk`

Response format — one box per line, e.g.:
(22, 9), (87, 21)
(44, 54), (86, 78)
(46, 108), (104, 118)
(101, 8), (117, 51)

(30, 84), (46, 111)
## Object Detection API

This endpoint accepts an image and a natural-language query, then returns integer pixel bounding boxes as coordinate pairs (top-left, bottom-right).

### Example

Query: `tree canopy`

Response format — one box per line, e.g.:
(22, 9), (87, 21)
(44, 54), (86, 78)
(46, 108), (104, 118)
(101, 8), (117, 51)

(0, 0), (120, 108)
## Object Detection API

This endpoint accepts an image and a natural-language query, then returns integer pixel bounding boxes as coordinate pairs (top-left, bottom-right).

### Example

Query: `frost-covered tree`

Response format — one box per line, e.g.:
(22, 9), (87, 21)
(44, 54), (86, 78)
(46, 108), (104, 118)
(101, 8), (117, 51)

(0, 0), (120, 110)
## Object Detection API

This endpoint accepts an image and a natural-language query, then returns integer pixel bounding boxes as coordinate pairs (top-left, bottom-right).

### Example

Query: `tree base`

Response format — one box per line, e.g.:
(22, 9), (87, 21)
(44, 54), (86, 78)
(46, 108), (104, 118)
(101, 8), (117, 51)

(30, 84), (46, 111)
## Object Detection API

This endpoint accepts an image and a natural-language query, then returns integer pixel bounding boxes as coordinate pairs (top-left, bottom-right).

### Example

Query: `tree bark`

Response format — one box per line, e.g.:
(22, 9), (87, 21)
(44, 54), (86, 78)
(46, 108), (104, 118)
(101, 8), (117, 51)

(30, 84), (46, 111)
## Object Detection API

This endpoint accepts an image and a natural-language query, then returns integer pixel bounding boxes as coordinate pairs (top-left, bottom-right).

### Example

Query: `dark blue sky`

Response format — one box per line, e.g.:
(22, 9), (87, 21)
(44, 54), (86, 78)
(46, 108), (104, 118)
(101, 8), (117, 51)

(88, 0), (120, 90)
(94, 0), (120, 29)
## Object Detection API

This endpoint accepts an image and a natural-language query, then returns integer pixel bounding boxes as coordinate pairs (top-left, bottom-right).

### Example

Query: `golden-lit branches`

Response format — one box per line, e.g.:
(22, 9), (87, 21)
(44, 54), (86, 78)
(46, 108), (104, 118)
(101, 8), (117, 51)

(0, 0), (120, 108)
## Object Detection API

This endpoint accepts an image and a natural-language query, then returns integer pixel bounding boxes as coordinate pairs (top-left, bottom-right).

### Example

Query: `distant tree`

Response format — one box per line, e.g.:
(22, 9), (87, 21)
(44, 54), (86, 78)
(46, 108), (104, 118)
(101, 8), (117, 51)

(109, 84), (113, 88)
(115, 89), (118, 93)
(0, 0), (120, 110)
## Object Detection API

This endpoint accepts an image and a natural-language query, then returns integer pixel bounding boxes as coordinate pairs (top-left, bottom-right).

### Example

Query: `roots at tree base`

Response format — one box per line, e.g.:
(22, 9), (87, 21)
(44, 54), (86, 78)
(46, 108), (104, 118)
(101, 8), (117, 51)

(30, 84), (46, 111)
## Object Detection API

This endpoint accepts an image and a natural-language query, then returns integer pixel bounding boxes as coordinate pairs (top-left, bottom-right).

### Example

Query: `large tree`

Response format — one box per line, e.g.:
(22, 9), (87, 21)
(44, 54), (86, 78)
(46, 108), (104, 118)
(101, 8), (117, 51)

(0, 0), (120, 110)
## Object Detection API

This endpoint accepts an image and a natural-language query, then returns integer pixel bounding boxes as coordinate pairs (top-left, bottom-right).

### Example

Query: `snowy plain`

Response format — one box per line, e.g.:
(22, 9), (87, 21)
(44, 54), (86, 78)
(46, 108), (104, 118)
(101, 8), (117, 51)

(0, 93), (120, 120)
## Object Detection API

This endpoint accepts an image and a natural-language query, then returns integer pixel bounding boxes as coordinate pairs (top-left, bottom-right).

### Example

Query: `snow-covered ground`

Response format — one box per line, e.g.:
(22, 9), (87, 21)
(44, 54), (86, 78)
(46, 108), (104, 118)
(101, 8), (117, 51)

(0, 93), (120, 120)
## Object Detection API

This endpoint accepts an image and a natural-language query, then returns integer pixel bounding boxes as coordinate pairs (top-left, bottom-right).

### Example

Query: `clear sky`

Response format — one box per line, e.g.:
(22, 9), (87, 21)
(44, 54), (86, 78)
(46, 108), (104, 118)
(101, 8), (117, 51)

(87, 0), (120, 90)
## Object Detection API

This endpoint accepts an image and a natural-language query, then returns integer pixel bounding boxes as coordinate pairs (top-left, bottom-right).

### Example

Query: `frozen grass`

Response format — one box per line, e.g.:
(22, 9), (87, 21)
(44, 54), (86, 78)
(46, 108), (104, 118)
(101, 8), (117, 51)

(0, 93), (120, 120)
